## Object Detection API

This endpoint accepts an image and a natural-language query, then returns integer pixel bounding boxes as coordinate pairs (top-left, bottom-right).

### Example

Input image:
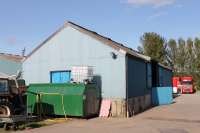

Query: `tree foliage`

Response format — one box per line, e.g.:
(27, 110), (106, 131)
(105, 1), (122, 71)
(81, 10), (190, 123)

(138, 32), (166, 64)
(166, 39), (177, 68)
(138, 32), (200, 90)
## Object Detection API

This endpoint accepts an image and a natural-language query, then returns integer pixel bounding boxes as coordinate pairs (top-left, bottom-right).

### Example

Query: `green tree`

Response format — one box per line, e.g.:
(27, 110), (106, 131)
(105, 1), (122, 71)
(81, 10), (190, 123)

(193, 38), (200, 90)
(166, 39), (178, 70)
(138, 32), (167, 64)
(137, 33), (200, 90)
(185, 38), (195, 74)
(176, 38), (186, 73)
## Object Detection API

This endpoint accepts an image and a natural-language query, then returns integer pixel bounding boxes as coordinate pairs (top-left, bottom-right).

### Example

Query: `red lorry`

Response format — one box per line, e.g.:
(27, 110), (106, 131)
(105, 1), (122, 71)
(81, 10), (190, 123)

(172, 76), (194, 94)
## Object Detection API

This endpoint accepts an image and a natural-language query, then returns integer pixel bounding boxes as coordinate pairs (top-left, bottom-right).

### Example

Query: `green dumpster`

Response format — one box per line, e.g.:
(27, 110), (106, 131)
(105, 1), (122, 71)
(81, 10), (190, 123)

(27, 83), (100, 117)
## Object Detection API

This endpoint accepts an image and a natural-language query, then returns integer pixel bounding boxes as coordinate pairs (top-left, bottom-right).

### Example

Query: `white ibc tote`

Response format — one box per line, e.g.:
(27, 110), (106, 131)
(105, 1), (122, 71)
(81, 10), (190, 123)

(71, 66), (93, 83)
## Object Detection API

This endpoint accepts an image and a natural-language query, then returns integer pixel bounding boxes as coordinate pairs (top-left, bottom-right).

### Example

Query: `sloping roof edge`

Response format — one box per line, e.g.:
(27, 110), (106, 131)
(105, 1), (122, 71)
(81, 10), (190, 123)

(158, 63), (172, 71)
(68, 21), (151, 61)
(0, 72), (9, 79)
(26, 24), (67, 59)
(0, 53), (25, 62)
(25, 21), (151, 62)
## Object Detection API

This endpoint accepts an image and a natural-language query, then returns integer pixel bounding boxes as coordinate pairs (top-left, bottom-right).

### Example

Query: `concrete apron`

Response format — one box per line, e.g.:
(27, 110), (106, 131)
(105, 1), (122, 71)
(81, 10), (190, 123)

(109, 94), (152, 117)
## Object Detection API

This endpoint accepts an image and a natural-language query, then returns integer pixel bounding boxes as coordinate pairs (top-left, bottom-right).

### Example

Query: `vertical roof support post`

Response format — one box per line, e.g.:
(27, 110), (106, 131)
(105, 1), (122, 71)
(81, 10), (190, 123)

(125, 54), (129, 118)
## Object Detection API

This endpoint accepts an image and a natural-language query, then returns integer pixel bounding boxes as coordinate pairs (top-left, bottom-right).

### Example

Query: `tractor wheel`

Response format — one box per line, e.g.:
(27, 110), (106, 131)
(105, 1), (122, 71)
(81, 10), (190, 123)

(0, 101), (13, 117)
(0, 105), (11, 117)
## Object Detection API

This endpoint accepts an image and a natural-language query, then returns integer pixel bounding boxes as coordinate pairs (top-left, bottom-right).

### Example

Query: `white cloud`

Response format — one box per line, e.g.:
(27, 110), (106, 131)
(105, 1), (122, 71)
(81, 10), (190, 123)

(127, 0), (176, 7)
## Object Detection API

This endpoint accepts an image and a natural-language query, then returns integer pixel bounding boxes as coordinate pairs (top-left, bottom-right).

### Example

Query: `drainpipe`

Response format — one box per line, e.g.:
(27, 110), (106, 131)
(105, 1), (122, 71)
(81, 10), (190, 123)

(125, 55), (129, 118)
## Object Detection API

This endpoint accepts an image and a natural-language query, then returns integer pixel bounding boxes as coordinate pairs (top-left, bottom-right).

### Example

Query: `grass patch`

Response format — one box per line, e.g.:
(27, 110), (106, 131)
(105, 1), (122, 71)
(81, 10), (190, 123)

(26, 122), (47, 129)
(26, 118), (70, 129)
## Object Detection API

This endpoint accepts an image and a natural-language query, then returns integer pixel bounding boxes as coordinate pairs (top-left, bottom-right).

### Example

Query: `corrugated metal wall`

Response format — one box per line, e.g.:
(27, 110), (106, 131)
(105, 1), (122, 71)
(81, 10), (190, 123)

(158, 66), (172, 87)
(127, 56), (150, 98)
(23, 26), (126, 99)
(151, 61), (172, 87)
(0, 59), (22, 75)
(147, 63), (152, 89)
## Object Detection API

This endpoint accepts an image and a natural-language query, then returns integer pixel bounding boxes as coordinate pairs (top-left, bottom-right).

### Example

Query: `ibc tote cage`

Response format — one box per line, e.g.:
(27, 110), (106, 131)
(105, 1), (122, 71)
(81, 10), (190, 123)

(71, 66), (94, 84)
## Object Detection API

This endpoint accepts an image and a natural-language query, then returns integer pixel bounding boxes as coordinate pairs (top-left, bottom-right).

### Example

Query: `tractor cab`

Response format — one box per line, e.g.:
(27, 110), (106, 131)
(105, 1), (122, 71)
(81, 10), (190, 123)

(0, 78), (9, 95)
(0, 74), (26, 117)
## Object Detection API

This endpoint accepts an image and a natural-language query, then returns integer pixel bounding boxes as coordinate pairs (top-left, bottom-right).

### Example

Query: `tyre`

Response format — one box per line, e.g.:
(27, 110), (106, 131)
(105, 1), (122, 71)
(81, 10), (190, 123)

(177, 89), (182, 95)
(0, 102), (13, 117)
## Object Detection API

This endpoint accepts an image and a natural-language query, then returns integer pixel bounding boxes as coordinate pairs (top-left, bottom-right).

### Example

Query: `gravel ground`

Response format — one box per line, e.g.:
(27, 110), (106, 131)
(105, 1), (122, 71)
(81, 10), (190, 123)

(17, 92), (200, 133)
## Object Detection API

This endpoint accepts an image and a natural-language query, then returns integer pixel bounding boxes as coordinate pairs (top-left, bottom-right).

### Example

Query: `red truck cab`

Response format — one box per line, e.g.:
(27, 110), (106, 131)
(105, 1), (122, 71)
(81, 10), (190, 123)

(172, 76), (194, 94)
(180, 77), (194, 93)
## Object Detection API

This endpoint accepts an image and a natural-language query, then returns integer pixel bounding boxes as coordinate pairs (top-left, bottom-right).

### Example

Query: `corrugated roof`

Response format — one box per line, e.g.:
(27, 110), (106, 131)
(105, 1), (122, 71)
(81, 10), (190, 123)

(26, 21), (151, 62)
(0, 72), (9, 79)
(0, 53), (25, 62)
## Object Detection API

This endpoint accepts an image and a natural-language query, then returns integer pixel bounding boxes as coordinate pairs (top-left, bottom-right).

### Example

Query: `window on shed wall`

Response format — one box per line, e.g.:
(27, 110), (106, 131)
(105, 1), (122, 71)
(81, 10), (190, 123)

(50, 71), (71, 83)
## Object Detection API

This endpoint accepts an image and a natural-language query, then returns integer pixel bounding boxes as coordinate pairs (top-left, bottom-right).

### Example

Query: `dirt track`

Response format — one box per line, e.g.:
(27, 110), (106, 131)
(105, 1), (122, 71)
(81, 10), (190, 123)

(18, 92), (200, 133)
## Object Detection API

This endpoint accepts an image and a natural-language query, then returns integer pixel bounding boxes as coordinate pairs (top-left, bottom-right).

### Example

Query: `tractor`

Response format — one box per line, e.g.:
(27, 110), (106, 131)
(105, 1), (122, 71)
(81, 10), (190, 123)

(0, 72), (26, 118)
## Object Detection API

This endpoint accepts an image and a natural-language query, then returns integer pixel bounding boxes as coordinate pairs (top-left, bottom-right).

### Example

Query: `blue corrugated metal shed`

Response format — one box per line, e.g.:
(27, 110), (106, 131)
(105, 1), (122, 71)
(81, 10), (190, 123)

(22, 21), (172, 117)
(23, 21), (152, 99)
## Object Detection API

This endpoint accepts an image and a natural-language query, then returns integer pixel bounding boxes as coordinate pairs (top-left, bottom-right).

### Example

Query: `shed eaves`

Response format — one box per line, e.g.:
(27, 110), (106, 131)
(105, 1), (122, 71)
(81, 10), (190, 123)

(26, 21), (151, 62)
(158, 63), (172, 71)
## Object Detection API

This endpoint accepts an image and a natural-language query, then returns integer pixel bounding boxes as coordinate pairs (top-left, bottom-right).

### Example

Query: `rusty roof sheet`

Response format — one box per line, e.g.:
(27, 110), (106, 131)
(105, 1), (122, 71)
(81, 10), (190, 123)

(0, 53), (25, 62)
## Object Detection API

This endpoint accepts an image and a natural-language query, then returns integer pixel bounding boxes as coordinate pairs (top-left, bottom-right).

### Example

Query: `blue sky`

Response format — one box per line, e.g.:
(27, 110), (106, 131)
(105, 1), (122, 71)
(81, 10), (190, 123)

(0, 0), (199, 55)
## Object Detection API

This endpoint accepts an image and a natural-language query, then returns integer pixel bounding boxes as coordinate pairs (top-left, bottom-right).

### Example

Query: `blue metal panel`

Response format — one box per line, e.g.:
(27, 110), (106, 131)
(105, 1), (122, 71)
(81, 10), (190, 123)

(51, 72), (61, 83)
(152, 87), (173, 105)
(60, 71), (71, 83)
(51, 71), (71, 83)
